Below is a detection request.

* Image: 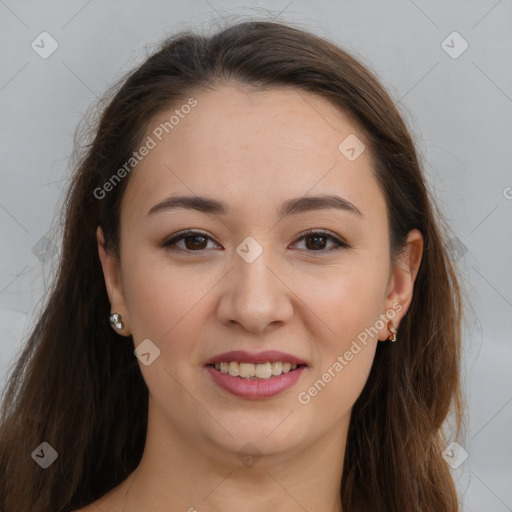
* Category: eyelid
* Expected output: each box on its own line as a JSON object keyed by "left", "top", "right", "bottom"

{"left": 293, "top": 228, "right": 351, "bottom": 249}
{"left": 162, "top": 228, "right": 351, "bottom": 253}
{"left": 162, "top": 229, "right": 219, "bottom": 249}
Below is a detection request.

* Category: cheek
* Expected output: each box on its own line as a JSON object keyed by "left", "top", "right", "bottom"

{"left": 123, "top": 264, "right": 206, "bottom": 342}
{"left": 295, "top": 268, "right": 384, "bottom": 413}
{"left": 121, "top": 246, "right": 224, "bottom": 373}
{"left": 120, "top": 253, "right": 216, "bottom": 414}
{"left": 299, "top": 341, "right": 376, "bottom": 425}
{"left": 295, "top": 257, "right": 387, "bottom": 410}
{"left": 301, "top": 257, "right": 389, "bottom": 345}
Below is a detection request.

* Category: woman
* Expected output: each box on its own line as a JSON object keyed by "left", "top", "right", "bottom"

{"left": 0, "top": 20, "right": 463, "bottom": 512}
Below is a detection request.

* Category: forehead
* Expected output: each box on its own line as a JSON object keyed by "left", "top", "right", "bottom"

{"left": 121, "top": 84, "right": 383, "bottom": 221}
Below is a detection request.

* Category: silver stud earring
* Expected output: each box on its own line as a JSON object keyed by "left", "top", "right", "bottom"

{"left": 109, "top": 313, "right": 124, "bottom": 330}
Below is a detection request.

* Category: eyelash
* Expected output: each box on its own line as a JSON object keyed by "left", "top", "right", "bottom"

{"left": 162, "top": 229, "right": 351, "bottom": 255}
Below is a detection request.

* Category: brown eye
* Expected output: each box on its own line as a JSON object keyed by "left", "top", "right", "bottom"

{"left": 292, "top": 230, "right": 349, "bottom": 253}
{"left": 163, "top": 230, "right": 218, "bottom": 252}
{"left": 305, "top": 233, "right": 329, "bottom": 250}
{"left": 182, "top": 234, "right": 208, "bottom": 250}
{"left": 162, "top": 229, "right": 350, "bottom": 255}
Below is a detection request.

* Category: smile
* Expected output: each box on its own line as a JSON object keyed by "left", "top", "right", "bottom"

{"left": 212, "top": 361, "right": 300, "bottom": 379}
{"left": 205, "top": 363, "right": 307, "bottom": 399}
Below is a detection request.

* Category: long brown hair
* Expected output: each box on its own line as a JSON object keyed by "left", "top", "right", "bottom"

{"left": 0, "top": 20, "right": 463, "bottom": 511}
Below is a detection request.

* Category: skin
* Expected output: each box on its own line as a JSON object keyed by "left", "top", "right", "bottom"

{"left": 79, "top": 84, "right": 422, "bottom": 512}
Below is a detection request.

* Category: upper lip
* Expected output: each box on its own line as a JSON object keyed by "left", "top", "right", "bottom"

{"left": 204, "top": 350, "right": 308, "bottom": 366}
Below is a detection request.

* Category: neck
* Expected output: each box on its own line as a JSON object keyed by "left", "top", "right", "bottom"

{"left": 104, "top": 398, "right": 348, "bottom": 511}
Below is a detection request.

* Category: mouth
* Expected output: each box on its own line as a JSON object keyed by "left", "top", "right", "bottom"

{"left": 206, "top": 361, "right": 306, "bottom": 380}
{"left": 207, "top": 361, "right": 306, "bottom": 380}
{"left": 203, "top": 351, "right": 308, "bottom": 399}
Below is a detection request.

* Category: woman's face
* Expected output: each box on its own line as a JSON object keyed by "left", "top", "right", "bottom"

{"left": 99, "top": 84, "right": 420, "bottom": 464}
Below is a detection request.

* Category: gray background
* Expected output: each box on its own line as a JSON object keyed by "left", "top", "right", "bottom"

{"left": 1, "top": 1, "right": 511, "bottom": 510}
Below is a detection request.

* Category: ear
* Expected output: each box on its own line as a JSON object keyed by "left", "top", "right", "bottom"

{"left": 97, "top": 226, "right": 131, "bottom": 336}
{"left": 378, "top": 229, "right": 423, "bottom": 341}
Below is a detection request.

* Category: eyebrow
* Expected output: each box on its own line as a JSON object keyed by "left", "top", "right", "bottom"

{"left": 147, "top": 194, "right": 362, "bottom": 218}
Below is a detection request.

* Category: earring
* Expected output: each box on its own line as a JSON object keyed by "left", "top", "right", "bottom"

{"left": 109, "top": 313, "right": 124, "bottom": 330}
{"left": 387, "top": 321, "right": 397, "bottom": 342}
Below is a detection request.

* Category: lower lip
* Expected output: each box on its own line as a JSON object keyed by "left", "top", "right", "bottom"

{"left": 205, "top": 365, "right": 307, "bottom": 399}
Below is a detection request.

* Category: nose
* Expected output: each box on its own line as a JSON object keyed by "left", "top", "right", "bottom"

{"left": 217, "top": 243, "right": 294, "bottom": 334}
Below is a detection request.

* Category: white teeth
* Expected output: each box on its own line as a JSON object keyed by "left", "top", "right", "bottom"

{"left": 239, "top": 363, "right": 255, "bottom": 378}
{"left": 272, "top": 361, "right": 282, "bottom": 375}
{"left": 255, "top": 362, "right": 272, "bottom": 379}
{"left": 228, "top": 361, "right": 239, "bottom": 377}
{"left": 212, "top": 361, "right": 299, "bottom": 379}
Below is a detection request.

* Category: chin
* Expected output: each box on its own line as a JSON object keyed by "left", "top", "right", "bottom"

{"left": 199, "top": 413, "right": 308, "bottom": 459}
